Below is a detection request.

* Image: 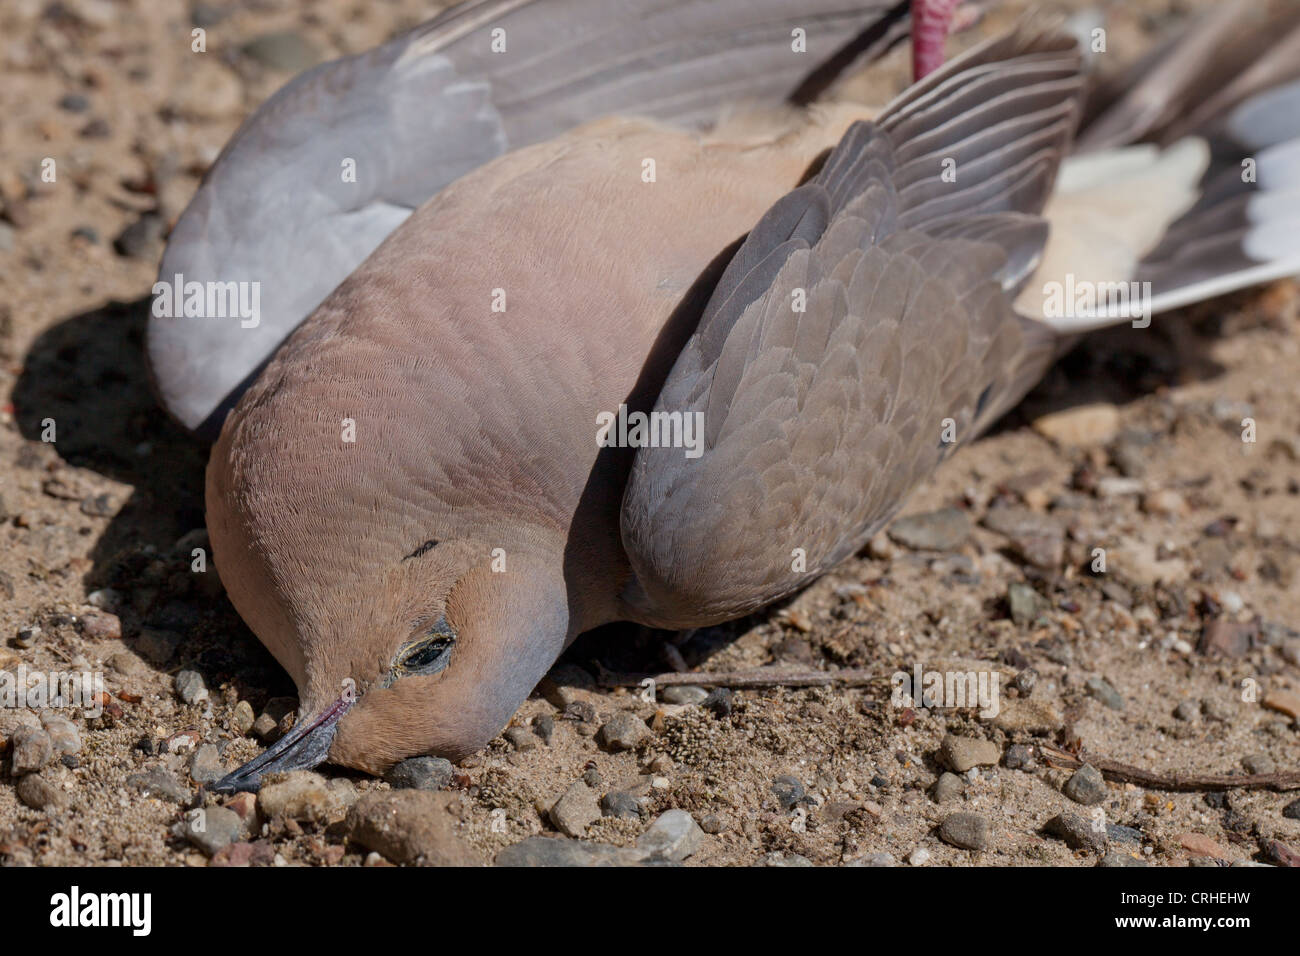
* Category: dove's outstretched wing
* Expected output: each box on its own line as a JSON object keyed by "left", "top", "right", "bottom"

{"left": 150, "top": 0, "right": 909, "bottom": 435}
{"left": 620, "top": 27, "right": 1081, "bottom": 626}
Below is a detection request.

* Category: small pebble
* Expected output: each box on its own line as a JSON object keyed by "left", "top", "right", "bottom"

{"left": 1085, "top": 676, "right": 1125, "bottom": 711}
{"left": 189, "top": 743, "right": 224, "bottom": 784}
{"left": 771, "top": 774, "right": 805, "bottom": 810}
{"left": 939, "top": 735, "right": 1000, "bottom": 773}
{"left": 549, "top": 781, "right": 600, "bottom": 837}
{"left": 174, "top": 669, "right": 208, "bottom": 705}
{"left": 597, "top": 711, "right": 649, "bottom": 752}
{"left": 504, "top": 726, "right": 536, "bottom": 751}
{"left": 908, "top": 847, "right": 932, "bottom": 866}
{"left": 636, "top": 809, "right": 702, "bottom": 861}
{"left": 384, "top": 756, "right": 453, "bottom": 791}
{"left": 183, "top": 806, "right": 242, "bottom": 857}
{"left": 17, "top": 773, "right": 67, "bottom": 810}
{"left": 1003, "top": 744, "right": 1033, "bottom": 770}
{"left": 662, "top": 685, "right": 709, "bottom": 705}
{"left": 10, "top": 726, "right": 53, "bottom": 774}
{"left": 931, "top": 772, "right": 964, "bottom": 804}
{"left": 1063, "top": 764, "right": 1108, "bottom": 805}
{"left": 600, "top": 791, "right": 641, "bottom": 820}
{"left": 39, "top": 713, "right": 81, "bottom": 755}
{"left": 1045, "top": 812, "right": 1107, "bottom": 853}
{"left": 231, "top": 700, "right": 255, "bottom": 735}
{"left": 938, "top": 812, "right": 990, "bottom": 851}
{"left": 887, "top": 508, "right": 970, "bottom": 551}
{"left": 532, "top": 713, "right": 554, "bottom": 743}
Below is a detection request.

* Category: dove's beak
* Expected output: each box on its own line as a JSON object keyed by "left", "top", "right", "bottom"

{"left": 209, "top": 695, "right": 353, "bottom": 794}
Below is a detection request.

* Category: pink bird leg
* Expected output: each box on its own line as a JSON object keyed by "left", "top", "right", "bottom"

{"left": 912, "top": 0, "right": 962, "bottom": 81}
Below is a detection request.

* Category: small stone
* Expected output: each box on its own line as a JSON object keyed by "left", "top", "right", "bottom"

{"left": 938, "top": 812, "right": 990, "bottom": 851}
{"left": 549, "top": 781, "right": 601, "bottom": 837}
{"left": 1032, "top": 403, "right": 1120, "bottom": 447}
{"left": 1063, "top": 764, "right": 1108, "bottom": 805}
{"left": 1283, "top": 798, "right": 1300, "bottom": 821}
{"left": 79, "top": 493, "right": 116, "bottom": 517}
{"left": 252, "top": 697, "right": 297, "bottom": 743}
{"left": 174, "top": 669, "right": 208, "bottom": 705}
{"left": 982, "top": 506, "right": 1064, "bottom": 569}
{"left": 931, "top": 772, "right": 964, "bottom": 804}
{"left": 702, "top": 687, "right": 733, "bottom": 717}
{"left": 86, "top": 588, "right": 122, "bottom": 610}
{"left": 223, "top": 792, "right": 260, "bottom": 835}
{"left": 345, "top": 791, "right": 480, "bottom": 866}
{"left": 699, "top": 813, "right": 724, "bottom": 834}
{"left": 636, "top": 809, "right": 703, "bottom": 861}
{"left": 1178, "top": 832, "right": 1229, "bottom": 860}
{"left": 581, "top": 767, "right": 603, "bottom": 789}
{"left": 1174, "top": 700, "right": 1200, "bottom": 722}
{"left": 16, "top": 773, "right": 67, "bottom": 810}
{"left": 847, "top": 852, "right": 897, "bottom": 867}
{"left": 135, "top": 627, "right": 182, "bottom": 665}
{"left": 992, "top": 698, "right": 1063, "bottom": 734}
{"left": 597, "top": 711, "right": 650, "bottom": 752}
{"left": 494, "top": 836, "right": 641, "bottom": 867}
{"left": 1003, "top": 744, "right": 1033, "bottom": 770}
{"left": 600, "top": 791, "right": 642, "bottom": 820}
{"left": 1085, "top": 677, "right": 1125, "bottom": 711}
{"left": 113, "top": 212, "right": 165, "bottom": 258}
{"left": 58, "top": 92, "right": 90, "bottom": 112}
{"left": 78, "top": 609, "right": 121, "bottom": 640}
{"left": 184, "top": 806, "right": 242, "bottom": 857}
{"left": 10, "top": 726, "right": 53, "bottom": 774}
{"left": 231, "top": 700, "right": 255, "bottom": 735}
{"left": 384, "top": 756, "right": 453, "bottom": 791}
{"left": 1045, "top": 812, "right": 1107, "bottom": 853}
{"left": 1107, "top": 824, "right": 1143, "bottom": 845}
{"left": 760, "top": 852, "right": 814, "bottom": 867}
{"left": 1100, "top": 851, "right": 1150, "bottom": 867}
{"left": 258, "top": 771, "right": 357, "bottom": 823}
{"left": 1199, "top": 619, "right": 1257, "bottom": 659}
{"left": 189, "top": 743, "right": 224, "bottom": 784}
{"left": 1142, "top": 489, "right": 1187, "bottom": 517}
{"left": 14, "top": 624, "right": 41, "bottom": 648}
{"left": 771, "top": 774, "right": 805, "bottom": 810}
{"left": 907, "top": 847, "right": 932, "bottom": 866}
{"left": 887, "top": 508, "right": 970, "bottom": 551}
{"left": 126, "top": 766, "right": 190, "bottom": 803}
{"left": 503, "top": 726, "right": 536, "bottom": 751}
{"left": 1242, "top": 754, "right": 1275, "bottom": 775}
{"left": 939, "top": 735, "right": 1000, "bottom": 773}
{"left": 1262, "top": 689, "right": 1300, "bottom": 720}
{"left": 39, "top": 714, "right": 81, "bottom": 755}
{"left": 1008, "top": 582, "right": 1050, "bottom": 625}
{"left": 532, "top": 714, "right": 554, "bottom": 743}
{"left": 662, "top": 685, "right": 709, "bottom": 705}
{"left": 648, "top": 754, "right": 674, "bottom": 774}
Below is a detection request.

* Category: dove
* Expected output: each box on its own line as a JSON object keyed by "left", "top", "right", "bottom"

{"left": 194, "top": 3, "right": 1300, "bottom": 793}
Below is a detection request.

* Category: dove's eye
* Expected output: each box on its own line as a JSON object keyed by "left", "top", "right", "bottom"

{"left": 395, "top": 617, "right": 456, "bottom": 676}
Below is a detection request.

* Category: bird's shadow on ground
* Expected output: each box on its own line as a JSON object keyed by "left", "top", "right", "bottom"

{"left": 11, "top": 296, "right": 1230, "bottom": 700}
{"left": 10, "top": 295, "right": 292, "bottom": 707}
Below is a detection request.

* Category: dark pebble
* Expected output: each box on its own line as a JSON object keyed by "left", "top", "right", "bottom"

{"left": 384, "top": 755, "right": 453, "bottom": 791}
{"left": 771, "top": 775, "right": 805, "bottom": 810}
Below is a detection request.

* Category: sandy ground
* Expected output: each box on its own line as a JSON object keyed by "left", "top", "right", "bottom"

{"left": 0, "top": 0, "right": 1297, "bottom": 867}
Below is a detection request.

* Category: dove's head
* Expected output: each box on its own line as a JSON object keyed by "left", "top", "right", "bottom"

{"left": 203, "top": 381, "right": 575, "bottom": 793}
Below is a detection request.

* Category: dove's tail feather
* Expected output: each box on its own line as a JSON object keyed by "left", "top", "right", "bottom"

{"left": 1022, "top": 2, "right": 1300, "bottom": 335}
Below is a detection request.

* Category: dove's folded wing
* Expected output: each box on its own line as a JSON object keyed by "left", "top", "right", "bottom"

{"left": 619, "top": 26, "right": 1081, "bottom": 626}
